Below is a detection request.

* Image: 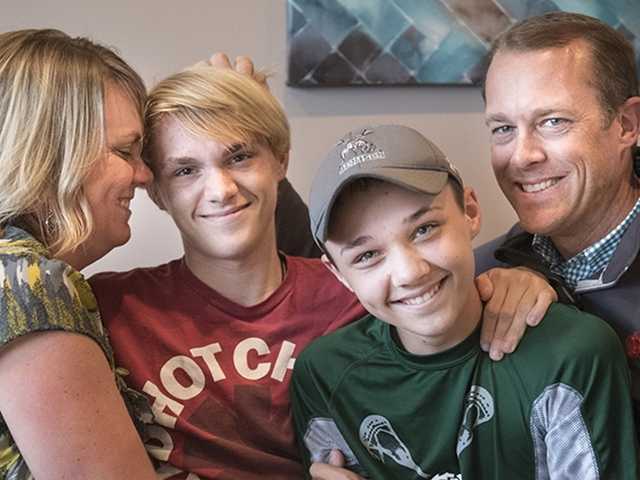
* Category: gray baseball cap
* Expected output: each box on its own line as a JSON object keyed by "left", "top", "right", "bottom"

{"left": 309, "top": 124, "right": 463, "bottom": 244}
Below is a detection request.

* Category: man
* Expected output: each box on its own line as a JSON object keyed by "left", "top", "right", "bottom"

{"left": 291, "top": 124, "right": 636, "bottom": 478}
{"left": 475, "top": 11, "right": 640, "bottom": 421}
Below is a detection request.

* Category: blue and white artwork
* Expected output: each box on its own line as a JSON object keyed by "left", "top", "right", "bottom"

{"left": 287, "top": 0, "right": 640, "bottom": 86}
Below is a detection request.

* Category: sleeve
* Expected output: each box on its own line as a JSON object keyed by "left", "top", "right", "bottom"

{"left": 275, "top": 178, "right": 322, "bottom": 258}
{"left": 0, "top": 253, "right": 112, "bottom": 364}
{"left": 290, "top": 349, "right": 368, "bottom": 478}
{"left": 528, "top": 312, "right": 638, "bottom": 479}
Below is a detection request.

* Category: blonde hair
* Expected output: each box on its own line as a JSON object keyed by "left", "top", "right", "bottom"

{"left": 0, "top": 29, "right": 146, "bottom": 255}
{"left": 144, "top": 66, "right": 290, "bottom": 173}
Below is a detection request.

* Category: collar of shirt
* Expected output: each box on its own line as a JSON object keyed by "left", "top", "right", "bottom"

{"left": 532, "top": 197, "right": 640, "bottom": 289}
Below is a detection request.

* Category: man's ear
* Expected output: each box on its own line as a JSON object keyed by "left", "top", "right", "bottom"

{"left": 321, "top": 253, "right": 353, "bottom": 293}
{"left": 463, "top": 187, "right": 482, "bottom": 240}
{"left": 617, "top": 96, "right": 640, "bottom": 148}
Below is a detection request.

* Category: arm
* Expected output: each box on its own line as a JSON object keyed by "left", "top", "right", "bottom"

{"left": 476, "top": 267, "right": 557, "bottom": 361}
{"left": 291, "top": 355, "right": 368, "bottom": 479}
{"left": 309, "top": 450, "right": 365, "bottom": 480}
{"left": 529, "top": 315, "right": 638, "bottom": 478}
{"left": 0, "top": 330, "right": 156, "bottom": 479}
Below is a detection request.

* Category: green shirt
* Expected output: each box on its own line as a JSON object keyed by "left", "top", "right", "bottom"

{"left": 291, "top": 303, "right": 637, "bottom": 479}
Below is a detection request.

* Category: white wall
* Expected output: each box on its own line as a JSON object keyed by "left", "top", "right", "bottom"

{"left": 1, "top": 0, "right": 517, "bottom": 275}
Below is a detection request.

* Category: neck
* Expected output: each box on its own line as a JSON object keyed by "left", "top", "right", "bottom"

{"left": 184, "top": 239, "right": 284, "bottom": 307}
{"left": 398, "top": 287, "right": 483, "bottom": 356}
{"left": 58, "top": 247, "right": 103, "bottom": 272}
{"left": 552, "top": 184, "right": 640, "bottom": 258}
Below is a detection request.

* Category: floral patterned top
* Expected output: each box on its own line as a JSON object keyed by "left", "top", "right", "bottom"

{"left": 0, "top": 226, "right": 149, "bottom": 479}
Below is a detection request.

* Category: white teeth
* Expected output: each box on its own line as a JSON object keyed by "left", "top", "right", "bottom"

{"left": 520, "top": 178, "right": 559, "bottom": 193}
{"left": 401, "top": 280, "right": 442, "bottom": 305}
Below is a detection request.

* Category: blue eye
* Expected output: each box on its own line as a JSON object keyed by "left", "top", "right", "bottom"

{"left": 175, "top": 167, "right": 194, "bottom": 176}
{"left": 354, "top": 250, "right": 377, "bottom": 265}
{"left": 540, "top": 117, "right": 569, "bottom": 129}
{"left": 491, "top": 125, "right": 514, "bottom": 136}
{"left": 414, "top": 223, "right": 436, "bottom": 239}
{"left": 229, "top": 152, "right": 252, "bottom": 164}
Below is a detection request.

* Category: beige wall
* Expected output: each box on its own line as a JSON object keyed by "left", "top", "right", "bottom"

{"left": 1, "top": 0, "right": 517, "bottom": 275}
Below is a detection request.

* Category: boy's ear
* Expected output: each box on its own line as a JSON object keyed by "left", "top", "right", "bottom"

{"left": 146, "top": 182, "right": 166, "bottom": 211}
{"left": 321, "top": 253, "right": 354, "bottom": 293}
{"left": 463, "top": 187, "right": 481, "bottom": 240}
{"left": 276, "top": 151, "right": 289, "bottom": 180}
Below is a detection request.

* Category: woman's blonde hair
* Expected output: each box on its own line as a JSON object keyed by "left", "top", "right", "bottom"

{"left": 0, "top": 29, "right": 146, "bottom": 255}
{"left": 144, "top": 65, "right": 290, "bottom": 174}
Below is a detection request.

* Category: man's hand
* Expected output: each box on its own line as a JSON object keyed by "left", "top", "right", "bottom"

{"left": 204, "top": 52, "right": 269, "bottom": 88}
{"left": 476, "top": 267, "right": 557, "bottom": 361}
{"left": 310, "top": 450, "right": 364, "bottom": 480}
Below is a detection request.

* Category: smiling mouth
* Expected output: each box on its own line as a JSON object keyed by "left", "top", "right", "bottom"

{"left": 202, "top": 203, "right": 250, "bottom": 218}
{"left": 394, "top": 277, "right": 446, "bottom": 306}
{"left": 518, "top": 177, "right": 561, "bottom": 193}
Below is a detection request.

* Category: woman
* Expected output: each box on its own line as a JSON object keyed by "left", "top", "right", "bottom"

{"left": 0, "top": 29, "right": 156, "bottom": 479}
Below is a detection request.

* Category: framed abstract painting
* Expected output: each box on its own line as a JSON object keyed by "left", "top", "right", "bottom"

{"left": 287, "top": 0, "right": 640, "bottom": 86}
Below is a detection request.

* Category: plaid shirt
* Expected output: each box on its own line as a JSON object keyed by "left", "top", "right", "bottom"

{"left": 532, "top": 197, "right": 640, "bottom": 289}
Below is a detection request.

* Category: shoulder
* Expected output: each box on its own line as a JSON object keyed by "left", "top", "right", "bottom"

{"left": 295, "top": 315, "right": 382, "bottom": 384}
{"left": 0, "top": 231, "right": 109, "bottom": 356}
{"left": 287, "top": 256, "right": 358, "bottom": 304}
{"left": 474, "top": 235, "right": 508, "bottom": 274}
{"left": 89, "top": 260, "right": 179, "bottom": 296}
{"left": 514, "top": 303, "right": 626, "bottom": 371}
{"left": 474, "top": 223, "right": 526, "bottom": 274}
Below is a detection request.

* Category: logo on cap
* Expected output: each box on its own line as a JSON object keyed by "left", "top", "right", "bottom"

{"left": 337, "top": 128, "right": 386, "bottom": 175}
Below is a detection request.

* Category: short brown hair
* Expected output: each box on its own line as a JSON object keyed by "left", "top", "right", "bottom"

{"left": 482, "top": 11, "right": 638, "bottom": 122}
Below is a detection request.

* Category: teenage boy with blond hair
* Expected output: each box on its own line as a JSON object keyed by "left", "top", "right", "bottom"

{"left": 291, "top": 124, "right": 637, "bottom": 479}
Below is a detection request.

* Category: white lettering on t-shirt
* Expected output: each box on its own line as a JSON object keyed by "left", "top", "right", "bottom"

{"left": 160, "top": 355, "right": 205, "bottom": 400}
{"left": 271, "top": 340, "right": 297, "bottom": 381}
{"left": 190, "top": 343, "right": 226, "bottom": 382}
{"left": 143, "top": 380, "right": 185, "bottom": 428}
{"left": 145, "top": 424, "right": 174, "bottom": 461}
{"left": 234, "top": 337, "right": 271, "bottom": 380}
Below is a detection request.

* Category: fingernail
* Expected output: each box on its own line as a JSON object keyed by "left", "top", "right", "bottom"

{"left": 490, "top": 350, "right": 504, "bottom": 361}
{"left": 480, "top": 342, "right": 489, "bottom": 351}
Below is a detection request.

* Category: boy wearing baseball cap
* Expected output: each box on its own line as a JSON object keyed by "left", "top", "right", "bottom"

{"left": 291, "top": 125, "right": 637, "bottom": 478}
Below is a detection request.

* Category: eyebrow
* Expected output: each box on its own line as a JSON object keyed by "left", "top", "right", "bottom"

{"left": 485, "top": 108, "right": 560, "bottom": 125}
{"left": 339, "top": 204, "right": 441, "bottom": 256}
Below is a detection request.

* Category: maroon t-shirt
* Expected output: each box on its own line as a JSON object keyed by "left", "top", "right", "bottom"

{"left": 90, "top": 256, "right": 365, "bottom": 479}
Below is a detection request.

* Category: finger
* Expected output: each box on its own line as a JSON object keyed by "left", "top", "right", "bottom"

{"left": 234, "top": 55, "right": 255, "bottom": 76}
{"left": 526, "top": 289, "right": 556, "bottom": 326}
{"left": 489, "top": 284, "right": 526, "bottom": 360}
{"left": 208, "top": 52, "right": 233, "bottom": 69}
{"left": 309, "top": 463, "right": 362, "bottom": 480}
{"left": 500, "top": 289, "right": 537, "bottom": 353}
{"left": 328, "top": 449, "right": 346, "bottom": 466}
{"left": 474, "top": 273, "right": 493, "bottom": 302}
{"left": 479, "top": 282, "right": 506, "bottom": 352}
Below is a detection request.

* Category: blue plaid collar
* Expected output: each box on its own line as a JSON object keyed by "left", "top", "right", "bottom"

{"left": 532, "top": 197, "right": 640, "bottom": 289}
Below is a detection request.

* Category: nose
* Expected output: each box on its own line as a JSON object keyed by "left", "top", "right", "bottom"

{"left": 390, "top": 245, "right": 431, "bottom": 289}
{"left": 133, "top": 158, "right": 154, "bottom": 188}
{"left": 511, "top": 131, "right": 546, "bottom": 168}
{"left": 204, "top": 168, "right": 239, "bottom": 203}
